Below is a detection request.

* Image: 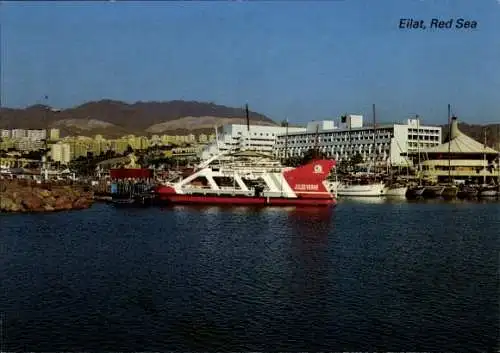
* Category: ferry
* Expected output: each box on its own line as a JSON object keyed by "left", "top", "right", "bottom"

{"left": 155, "top": 150, "right": 337, "bottom": 207}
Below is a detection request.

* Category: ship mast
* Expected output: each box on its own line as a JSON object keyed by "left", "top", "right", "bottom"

{"left": 372, "top": 103, "right": 376, "bottom": 175}
{"left": 483, "top": 129, "right": 487, "bottom": 185}
{"left": 417, "top": 115, "right": 421, "bottom": 186}
{"left": 284, "top": 118, "right": 289, "bottom": 161}
{"left": 447, "top": 104, "right": 452, "bottom": 185}
{"left": 314, "top": 123, "right": 320, "bottom": 154}
{"left": 245, "top": 103, "right": 250, "bottom": 151}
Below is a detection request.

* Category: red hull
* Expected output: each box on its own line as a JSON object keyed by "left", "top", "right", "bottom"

{"left": 157, "top": 194, "right": 336, "bottom": 207}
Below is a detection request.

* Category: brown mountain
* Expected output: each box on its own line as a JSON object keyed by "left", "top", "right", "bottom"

{"left": 0, "top": 100, "right": 277, "bottom": 138}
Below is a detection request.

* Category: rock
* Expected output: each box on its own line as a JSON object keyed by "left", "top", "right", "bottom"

{"left": 38, "top": 190, "right": 51, "bottom": 198}
{"left": 21, "top": 195, "right": 43, "bottom": 210}
{"left": 43, "top": 205, "right": 55, "bottom": 212}
{"left": 73, "top": 197, "right": 90, "bottom": 209}
{"left": 54, "top": 196, "right": 72, "bottom": 210}
{"left": 0, "top": 180, "right": 94, "bottom": 213}
{"left": 1, "top": 196, "right": 20, "bottom": 212}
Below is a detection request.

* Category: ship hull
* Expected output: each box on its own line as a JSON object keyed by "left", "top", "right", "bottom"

{"left": 157, "top": 194, "right": 336, "bottom": 207}
{"left": 337, "top": 183, "right": 385, "bottom": 197}
{"left": 383, "top": 186, "right": 408, "bottom": 197}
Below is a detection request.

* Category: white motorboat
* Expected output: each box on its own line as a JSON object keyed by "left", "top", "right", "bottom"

{"left": 337, "top": 180, "right": 386, "bottom": 197}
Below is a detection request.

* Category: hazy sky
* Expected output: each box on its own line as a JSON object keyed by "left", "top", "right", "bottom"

{"left": 1, "top": 0, "right": 499, "bottom": 124}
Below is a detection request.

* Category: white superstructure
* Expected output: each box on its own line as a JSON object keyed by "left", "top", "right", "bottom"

{"left": 200, "top": 123, "right": 307, "bottom": 160}
{"left": 274, "top": 115, "right": 442, "bottom": 167}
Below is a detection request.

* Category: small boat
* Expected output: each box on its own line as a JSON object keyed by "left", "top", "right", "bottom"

{"left": 478, "top": 186, "right": 498, "bottom": 198}
{"left": 422, "top": 185, "right": 445, "bottom": 199}
{"left": 337, "top": 178, "right": 386, "bottom": 197}
{"left": 383, "top": 183, "right": 408, "bottom": 197}
{"left": 457, "top": 186, "right": 479, "bottom": 199}
{"left": 405, "top": 186, "right": 425, "bottom": 200}
{"left": 441, "top": 185, "right": 458, "bottom": 200}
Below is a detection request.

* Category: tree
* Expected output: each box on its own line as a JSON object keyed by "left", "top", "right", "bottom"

{"left": 350, "top": 153, "right": 364, "bottom": 167}
{"left": 301, "top": 148, "right": 328, "bottom": 165}
{"left": 125, "top": 145, "right": 134, "bottom": 155}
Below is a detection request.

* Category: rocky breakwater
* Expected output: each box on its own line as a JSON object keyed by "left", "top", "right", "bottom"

{"left": 0, "top": 181, "right": 94, "bottom": 213}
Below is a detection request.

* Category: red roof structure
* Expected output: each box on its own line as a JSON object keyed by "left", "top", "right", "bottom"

{"left": 110, "top": 168, "right": 153, "bottom": 179}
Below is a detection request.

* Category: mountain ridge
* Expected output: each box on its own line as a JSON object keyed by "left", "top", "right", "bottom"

{"left": 0, "top": 99, "right": 277, "bottom": 138}
{"left": 0, "top": 100, "right": 498, "bottom": 148}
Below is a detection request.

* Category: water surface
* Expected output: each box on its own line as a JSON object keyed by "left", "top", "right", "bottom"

{"left": 1, "top": 199, "right": 498, "bottom": 351}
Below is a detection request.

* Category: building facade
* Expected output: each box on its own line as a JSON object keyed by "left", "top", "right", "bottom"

{"left": 273, "top": 115, "right": 442, "bottom": 167}
{"left": 200, "top": 124, "right": 307, "bottom": 160}
{"left": 51, "top": 143, "right": 72, "bottom": 164}
{"left": 419, "top": 117, "right": 500, "bottom": 183}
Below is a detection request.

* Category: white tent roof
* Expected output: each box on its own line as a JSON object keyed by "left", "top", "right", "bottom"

{"left": 421, "top": 118, "right": 499, "bottom": 155}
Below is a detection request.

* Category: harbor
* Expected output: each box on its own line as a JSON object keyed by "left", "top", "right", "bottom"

{"left": 1, "top": 106, "right": 499, "bottom": 211}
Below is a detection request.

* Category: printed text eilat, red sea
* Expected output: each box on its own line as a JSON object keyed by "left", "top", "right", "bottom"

{"left": 399, "top": 18, "right": 478, "bottom": 30}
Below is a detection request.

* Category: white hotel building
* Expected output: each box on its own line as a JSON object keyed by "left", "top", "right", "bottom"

{"left": 200, "top": 124, "right": 307, "bottom": 160}
{"left": 274, "top": 115, "right": 442, "bottom": 167}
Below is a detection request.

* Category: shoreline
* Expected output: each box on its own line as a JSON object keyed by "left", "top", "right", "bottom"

{"left": 0, "top": 180, "right": 94, "bottom": 213}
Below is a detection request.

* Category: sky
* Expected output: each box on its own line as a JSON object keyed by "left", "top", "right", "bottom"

{"left": 1, "top": 0, "right": 499, "bottom": 125}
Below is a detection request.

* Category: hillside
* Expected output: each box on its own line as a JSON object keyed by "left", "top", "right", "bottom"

{"left": 0, "top": 100, "right": 277, "bottom": 138}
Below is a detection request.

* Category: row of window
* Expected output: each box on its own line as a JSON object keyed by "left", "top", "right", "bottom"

{"left": 408, "top": 135, "right": 440, "bottom": 141}
{"left": 408, "top": 128, "right": 440, "bottom": 134}
{"left": 236, "top": 131, "right": 276, "bottom": 137}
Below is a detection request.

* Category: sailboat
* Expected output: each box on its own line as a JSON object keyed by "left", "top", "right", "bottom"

{"left": 337, "top": 104, "right": 387, "bottom": 197}
{"left": 383, "top": 182, "right": 408, "bottom": 197}
{"left": 405, "top": 115, "right": 425, "bottom": 199}
{"left": 478, "top": 128, "right": 499, "bottom": 198}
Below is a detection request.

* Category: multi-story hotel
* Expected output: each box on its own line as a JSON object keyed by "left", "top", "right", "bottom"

{"left": 273, "top": 115, "right": 442, "bottom": 167}
{"left": 200, "top": 124, "right": 307, "bottom": 160}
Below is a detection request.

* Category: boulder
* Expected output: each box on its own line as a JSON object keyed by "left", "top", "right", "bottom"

{"left": 0, "top": 180, "right": 94, "bottom": 213}
{"left": 21, "top": 195, "right": 43, "bottom": 210}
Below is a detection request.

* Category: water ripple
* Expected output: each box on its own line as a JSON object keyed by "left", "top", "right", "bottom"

{"left": 0, "top": 201, "right": 498, "bottom": 352}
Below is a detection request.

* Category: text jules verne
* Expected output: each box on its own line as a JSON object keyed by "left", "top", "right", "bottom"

{"left": 399, "top": 18, "right": 478, "bottom": 29}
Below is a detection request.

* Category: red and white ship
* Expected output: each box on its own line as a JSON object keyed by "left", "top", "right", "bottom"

{"left": 155, "top": 150, "right": 337, "bottom": 207}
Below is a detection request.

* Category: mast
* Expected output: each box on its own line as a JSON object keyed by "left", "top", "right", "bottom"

{"left": 447, "top": 104, "right": 453, "bottom": 184}
{"left": 214, "top": 124, "right": 220, "bottom": 154}
{"left": 347, "top": 114, "right": 352, "bottom": 170}
{"left": 483, "top": 129, "right": 487, "bottom": 185}
{"left": 284, "top": 118, "right": 289, "bottom": 161}
{"left": 245, "top": 103, "right": 250, "bottom": 151}
{"left": 417, "top": 115, "right": 421, "bottom": 185}
{"left": 372, "top": 104, "right": 376, "bottom": 174}
{"left": 314, "top": 123, "right": 320, "bottom": 158}
{"left": 42, "top": 95, "right": 49, "bottom": 181}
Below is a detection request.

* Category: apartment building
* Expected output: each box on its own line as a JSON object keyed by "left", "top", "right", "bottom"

{"left": 274, "top": 115, "right": 442, "bottom": 167}
{"left": 51, "top": 143, "right": 72, "bottom": 164}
